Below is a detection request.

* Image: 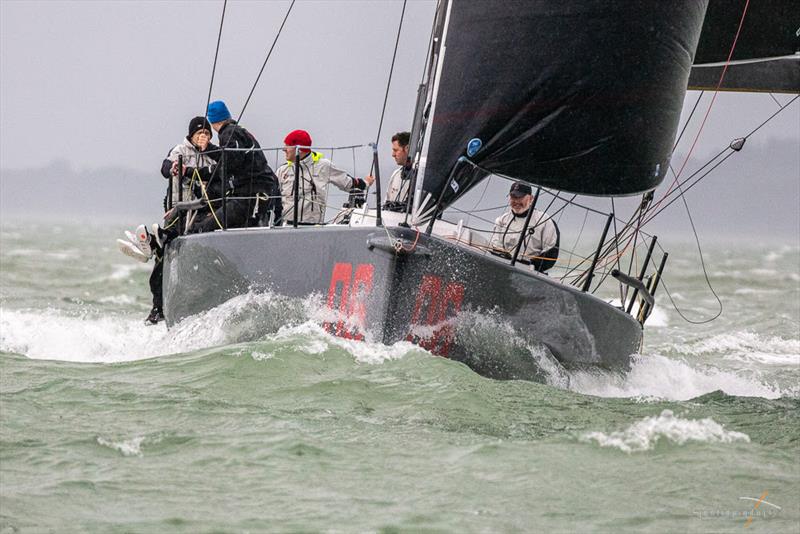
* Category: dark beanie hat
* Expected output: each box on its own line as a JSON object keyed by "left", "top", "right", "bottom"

{"left": 188, "top": 116, "right": 212, "bottom": 137}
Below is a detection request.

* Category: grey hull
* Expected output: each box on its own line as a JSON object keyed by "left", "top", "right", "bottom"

{"left": 163, "top": 226, "right": 641, "bottom": 380}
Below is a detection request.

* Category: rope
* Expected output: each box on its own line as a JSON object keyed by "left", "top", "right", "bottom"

{"left": 650, "top": 0, "right": 751, "bottom": 213}
{"left": 193, "top": 168, "right": 224, "bottom": 230}
{"left": 670, "top": 175, "right": 723, "bottom": 323}
{"left": 673, "top": 91, "right": 704, "bottom": 151}
{"left": 374, "top": 0, "right": 408, "bottom": 145}
{"left": 204, "top": 0, "right": 228, "bottom": 121}
{"left": 641, "top": 96, "right": 797, "bottom": 226}
{"left": 237, "top": 0, "right": 296, "bottom": 123}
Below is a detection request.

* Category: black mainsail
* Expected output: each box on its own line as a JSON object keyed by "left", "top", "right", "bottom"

{"left": 413, "top": 0, "right": 709, "bottom": 220}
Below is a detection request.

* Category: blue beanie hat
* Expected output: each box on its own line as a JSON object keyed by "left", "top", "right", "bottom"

{"left": 207, "top": 100, "right": 231, "bottom": 123}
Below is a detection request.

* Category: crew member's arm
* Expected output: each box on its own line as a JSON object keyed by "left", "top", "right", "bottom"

{"left": 161, "top": 146, "right": 181, "bottom": 178}
{"left": 489, "top": 215, "right": 506, "bottom": 252}
{"left": 328, "top": 161, "right": 374, "bottom": 191}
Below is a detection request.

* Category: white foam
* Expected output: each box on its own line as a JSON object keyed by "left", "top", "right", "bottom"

{"left": 108, "top": 263, "right": 148, "bottom": 281}
{"left": 98, "top": 294, "right": 137, "bottom": 305}
{"left": 645, "top": 305, "right": 669, "bottom": 327}
{"left": 734, "top": 287, "right": 780, "bottom": 295}
{"left": 0, "top": 291, "right": 420, "bottom": 366}
{"left": 1, "top": 308, "right": 171, "bottom": 362}
{"left": 568, "top": 353, "right": 787, "bottom": 400}
{"left": 581, "top": 409, "right": 750, "bottom": 453}
{"left": 96, "top": 436, "right": 145, "bottom": 457}
{"left": 270, "top": 321, "right": 419, "bottom": 365}
{"left": 679, "top": 331, "right": 800, "bottom": 364}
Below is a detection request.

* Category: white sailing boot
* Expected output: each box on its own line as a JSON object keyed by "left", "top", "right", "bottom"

{"left": 134, "top": 224, "right": 153, "bottom": 258}
{"left": 116, "top": 238, "right": 149, "bottom": 263}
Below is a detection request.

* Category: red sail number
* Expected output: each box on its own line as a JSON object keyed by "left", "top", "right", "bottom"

{"left": 407, "top": 274, "right": 464, "bottom": 357}
{"left": 324, "top": 262, "right": 374, "bottom": 340}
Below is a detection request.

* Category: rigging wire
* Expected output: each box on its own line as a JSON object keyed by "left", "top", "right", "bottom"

{"left": 583, "top": 92, "right": 796, "bottom": 282}
{"left": 374, "top": 0, "right": 408, "bottom": 145}
{"left": 237, "top": 0, "right": 296, "bottom": 123}
{"left": 204, "top": 0, "right": 228, "bottom": 119}
{"left": 673, "top": 90, "right": 704, "bottom": 151}
{"left": 664, "top": 170, "right": 723, "bottom": 324}
{"left": 610, "top": 198, "right": 624, "bottom": 303}
{"left": 642, "top": 94, "right": 797, "bottom": 225}
{"left": 646, "top": 0, "right": 750, "bottom": 216}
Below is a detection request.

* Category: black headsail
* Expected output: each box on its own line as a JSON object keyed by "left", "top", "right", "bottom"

{"left": 412, "top": 0, "right": 709, "bottom": 220}
{"left": 689, "top": 0, "right": 800, "bottom": 93}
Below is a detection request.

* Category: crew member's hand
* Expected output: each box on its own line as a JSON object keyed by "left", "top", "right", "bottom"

{"left": 196, "top": 133, "right": 209, "bottom": 151}
{"left": 364, "top": 174, "right": 375, "bottom": 187}
{"left": 170, "top": 160, "right": 179, "bottom": 176}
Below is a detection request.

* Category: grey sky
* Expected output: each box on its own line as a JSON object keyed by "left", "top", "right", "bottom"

{"left": 1, "top": 0, "right": 435, "bottom": 172}
{"left": 1, "top": 0, "right": 798, "bottom": 238}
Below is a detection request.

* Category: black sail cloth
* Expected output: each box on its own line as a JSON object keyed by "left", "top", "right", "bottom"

{"left": 416, "top": 0, "right": 708, "bottom": 216}
{"left": 689, "top": 0, "right": 799, "bottom": 93}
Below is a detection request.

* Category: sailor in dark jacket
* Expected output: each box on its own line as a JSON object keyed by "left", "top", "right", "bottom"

{"left": 191, "top": 100, "right": 283, "bottom": 232}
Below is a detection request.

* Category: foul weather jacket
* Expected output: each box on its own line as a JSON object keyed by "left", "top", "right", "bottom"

{"left": 160, "top": 138, "right": 220, "bottom": 209}
{"left": 490, "top": 208, "right": 560, "bottom": 272}
{"left": 276, "top": 152, "right": 366, "bottom": 224}
{"left": 383, "top": 165, "right": 412, "bottom": 210}
{"left": 216, "top": 121, "right": 280, "bottom": 197}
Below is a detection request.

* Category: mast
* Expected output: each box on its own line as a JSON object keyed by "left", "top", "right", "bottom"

{"left": 409, "top": 0, "right": 453, "bottom": 220}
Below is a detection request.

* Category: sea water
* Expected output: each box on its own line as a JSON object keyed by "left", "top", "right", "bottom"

{"left": 1, "top": 221, "right": 798, "bottom": 533}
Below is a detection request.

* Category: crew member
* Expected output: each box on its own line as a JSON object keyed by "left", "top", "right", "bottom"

{"left": 490, "top": 182, "right": 560, "bottom": 272}
{"left": 121, "top": 117, "right": 220, "bottom": 324}
{"left": 382, "top": 131, "right": 412, "bottom": 211}
{"left": 138, "top": 116, "right": 221, "bottom": 324}
{"left": 161, "top": 116, "right": 220, "bottom": 213}
{"left": 276, "top": 129, "right": 374, "bottom": 224}
{"left": 192, "top": 100, "right": 283, "bottom": 231}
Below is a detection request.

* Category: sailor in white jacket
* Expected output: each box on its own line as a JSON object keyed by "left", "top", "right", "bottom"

{"left": 490, "top": 182, "right": 560, "bottom": 272}
{"left": 277, "top": 130, "right": 373, "bottom": 224}
{"left": 382, "top": 131, "right": 412, "bottom": 211}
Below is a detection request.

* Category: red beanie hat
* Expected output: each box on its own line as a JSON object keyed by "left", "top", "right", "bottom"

{"left": 284, "top": 129, "right": 312, "bottom": 148}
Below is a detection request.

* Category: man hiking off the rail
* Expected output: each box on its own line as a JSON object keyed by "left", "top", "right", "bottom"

{"left": 276, "top": 129, "right": 373, "bottom": 225}
{"left": 192, "top": 100, "right": 283, "bottom": 231}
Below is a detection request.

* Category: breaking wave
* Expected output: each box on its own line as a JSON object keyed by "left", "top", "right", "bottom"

{"left": 567, "top": 353, "right": 790, "bottom": 400}
{"left": 1, "top": 292, "right": 794, "bottom": 399}
{"left": 0, "top": 292, "right": 420, "bottom": 366}
{"left": 676, "top": 331, "right": 800, "bottom": 365}
{"left": 581, "top": 409, "right": 750, "bottom": 453}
